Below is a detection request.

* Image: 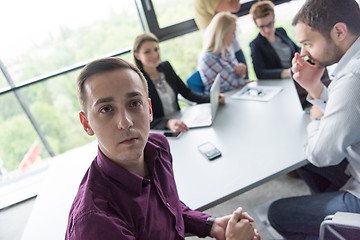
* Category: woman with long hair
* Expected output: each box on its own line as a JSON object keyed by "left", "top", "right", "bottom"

{"left": 132, "top": 33, "right": 224, "bottom": 132}
{"left": 199, "top": 12, "right": 248, "bottom": 94}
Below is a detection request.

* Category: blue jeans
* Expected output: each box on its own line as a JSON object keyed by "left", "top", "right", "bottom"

{"left": 297, "top": 160, "right": 350, "bottom": 194}
{"left": 268, "top": 161, "right": 360, "bottom": 239}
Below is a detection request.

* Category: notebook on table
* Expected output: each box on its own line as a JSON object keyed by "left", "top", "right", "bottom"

{"left": 181, "top": 74, "right": 221, "bottom": 128}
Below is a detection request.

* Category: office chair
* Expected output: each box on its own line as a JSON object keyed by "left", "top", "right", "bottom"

{"left": 319, "top": 212, "right": 360, "bottom": 240}
{"left": 186, "top": 70, "right": 204, "bottom": 93}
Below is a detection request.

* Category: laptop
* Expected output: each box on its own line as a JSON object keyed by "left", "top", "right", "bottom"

{"left": 181, "top": 74, "right": 221, "bottom": 128}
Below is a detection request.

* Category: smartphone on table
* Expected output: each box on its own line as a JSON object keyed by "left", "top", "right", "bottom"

{"left": 163, "top": 131, "right": 183, "bottom": 139}
{"left": 198, "top": 142, "right": 222, "bottom": 160}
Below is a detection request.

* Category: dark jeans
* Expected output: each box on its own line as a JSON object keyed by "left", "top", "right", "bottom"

{"left": 297, "top": 160, "right": 350, "bottom": 194}
{"left": 268, "top": 160, "right": 360, "bottom": 239}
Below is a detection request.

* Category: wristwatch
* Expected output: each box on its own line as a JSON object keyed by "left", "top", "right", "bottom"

{"left": 205, "top": 217, "right": 215, "bottom": 235}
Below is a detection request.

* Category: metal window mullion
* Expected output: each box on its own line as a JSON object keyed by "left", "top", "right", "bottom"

{"left": 0, "top": 48, "right": 131, "bottom": 96}
{"left": 140, "top": 0, "right": 160, "bottom": 35}
{"left": 139, "top": 0, "right": 293, "bottom": 41}
{"left": 0, "top": 59, "right": 55, "bottom": 157}
{"left": 134, "top": 0, "right": 148, "bottom": 32}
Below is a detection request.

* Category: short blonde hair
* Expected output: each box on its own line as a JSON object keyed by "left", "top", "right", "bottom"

{"left": 132, "top": 32, "right": 159, "bottom": 69}
{"left": 203, "top": 12, "right": 238, "bottom": 54}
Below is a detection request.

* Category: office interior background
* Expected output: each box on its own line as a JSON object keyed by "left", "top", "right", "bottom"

{"left": 1, "top": 0, "right": 304, "bottom": 206}
{"left": 2, "top": 1, "right": 359, "bottom": 238}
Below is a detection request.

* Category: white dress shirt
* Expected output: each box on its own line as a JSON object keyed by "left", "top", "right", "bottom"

{"left": 306, "top": 37, "right": 360, "bottom": 198}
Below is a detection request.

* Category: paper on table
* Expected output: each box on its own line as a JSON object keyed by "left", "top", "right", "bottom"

{"left": 231, "top": 83, "right": 283, "bottom": 102}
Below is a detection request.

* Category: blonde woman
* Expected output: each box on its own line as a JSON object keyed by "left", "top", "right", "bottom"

{"left": 199, "top": 12, "right": 247, "bottom": 94}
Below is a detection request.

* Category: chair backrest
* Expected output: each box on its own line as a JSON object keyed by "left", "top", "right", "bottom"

{"left": 319, "top": 212, "right": 360, "bottom": 240}
{"left": 186, "top": 71, "right": 204, "bottom": 93}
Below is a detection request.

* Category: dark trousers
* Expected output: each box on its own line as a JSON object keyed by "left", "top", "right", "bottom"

{"left": 268, "top": 159, "right": 360, "bottom": 240}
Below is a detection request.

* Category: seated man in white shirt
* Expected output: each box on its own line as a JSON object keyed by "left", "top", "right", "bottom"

{"left": 267, "top": 0, "right": 360, "bottom": 239}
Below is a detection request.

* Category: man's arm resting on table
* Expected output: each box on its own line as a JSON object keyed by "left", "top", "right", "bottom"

{"left": 305, "top": 75, "right": 360, "bottom": 167}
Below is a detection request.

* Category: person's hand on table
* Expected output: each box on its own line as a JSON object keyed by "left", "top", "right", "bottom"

{"left": 219, "top": 93, "right": 226, "bottom": 104}
{"left": 210, "top": 207, "right": 260, "bottom": 240}
{"left": 225, "top": 207, "right": 260, "bottom": 240}
{"left": 281, "top": 68, "right": 291, "bottom": 79}
{"left": 234, "top": 63, "right": 247, "bottom": 79}
{"left": 310, "top": 105, "right": 324, "bottom": 121}
{"left": 210, "top": 214, "right": 231, "bottom": 240}
{"left": 166, "top": 119, "right": 189, "bottom": 133}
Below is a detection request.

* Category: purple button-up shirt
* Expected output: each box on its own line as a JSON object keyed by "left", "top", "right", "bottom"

{"left": 65, "top": 133, "right": 210, "bottom": 240}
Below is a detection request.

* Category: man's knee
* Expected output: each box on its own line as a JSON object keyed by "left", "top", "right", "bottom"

{"left": 268, "top": 199, "right": 285, "bottom": 231}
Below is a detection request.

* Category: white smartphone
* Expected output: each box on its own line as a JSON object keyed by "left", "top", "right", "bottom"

{"left": 198, "top": 142, "right": 222, "bottom": 160}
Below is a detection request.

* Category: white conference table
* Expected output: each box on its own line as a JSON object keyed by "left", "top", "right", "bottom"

{"left": 22, "top": 79, "right": 309, "bottom": 240}
{"left": 170, "top": 79, "right": 309, "bottom": 211}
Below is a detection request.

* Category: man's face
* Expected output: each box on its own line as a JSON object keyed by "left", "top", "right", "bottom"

{"left": 295, "top": 22, "right": 342, "bottom": 68}
{"left": 80, "top": 68, "right": 152, "bottom": 165}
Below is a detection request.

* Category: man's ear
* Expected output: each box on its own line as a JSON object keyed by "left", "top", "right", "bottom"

{"left": 331, "top": 22, "right": 348, "bottom": 42}
{"left": 79, "top": 112, "right": 94, "bottom": 136}
{"left": 148, "top": 98, "right": 153, "bottom": 123}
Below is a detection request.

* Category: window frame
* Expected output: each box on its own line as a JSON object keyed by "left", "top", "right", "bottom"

{"left": 140, "top": 0, "right": 292, "bottom": 41}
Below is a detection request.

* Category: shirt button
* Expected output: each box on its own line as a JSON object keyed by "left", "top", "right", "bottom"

{"left": 166, "top": 202, "right": 170, "bottom": 207}
{"left": 177, "top": 226, "right": 181, "bottom": 231}
{"left": 142, "top": 179, "right": 149, "bottom": 187}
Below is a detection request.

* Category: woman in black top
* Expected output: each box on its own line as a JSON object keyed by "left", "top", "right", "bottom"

{"left": 249, "top": 1, "right": 300, "bottom": 80}
{"left": 132, "top": 32, "right": 224, "bottom": 132}
{"left": 248, "top": 1, "right": 330, "bottom": 108}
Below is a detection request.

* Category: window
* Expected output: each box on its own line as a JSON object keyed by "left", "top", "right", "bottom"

{"left": 160, "top": 31, "right": 203, "bottom": 81}
{"left": 0, "top": 92, "right": 51, "bottom": 175}
{"left": 0, "top": 0, "right": 145, "bottom": 208}
{"left": 151, "top": 0, "right": 194, "bottom": 28}
{"left": 0, "top": 72, "right": 7, "bottom": 89}
{"left": 139, "top": 0, "right": 198, "bottom": 41}
{"left": 0, "top": 0, "right": 143, "bottom": 85}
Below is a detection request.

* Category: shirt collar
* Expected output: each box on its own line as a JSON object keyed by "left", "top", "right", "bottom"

{"left": 95, "top": 136, "right": 162, "bottom": 195}
{"left": 331, "top": 36, "right": 360, "bottom": 79}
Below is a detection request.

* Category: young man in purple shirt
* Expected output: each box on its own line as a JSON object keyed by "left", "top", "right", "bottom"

{"left": 65, "top": 57, "right": 259, "bottom": 240}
